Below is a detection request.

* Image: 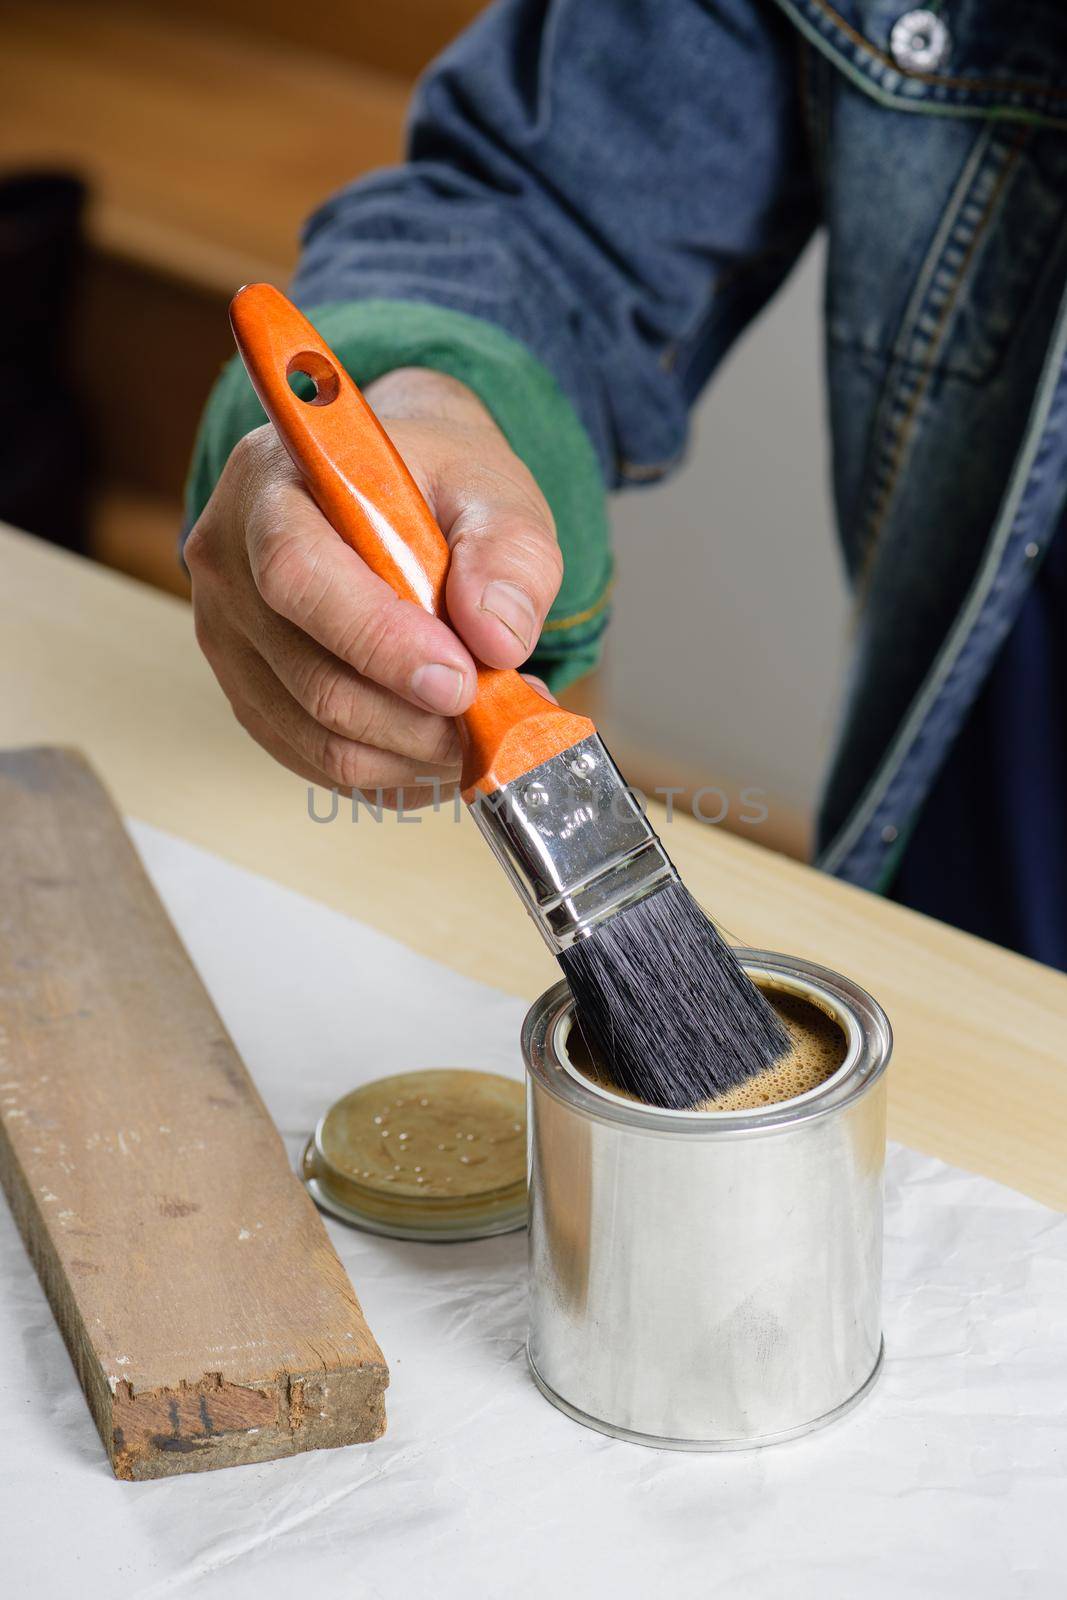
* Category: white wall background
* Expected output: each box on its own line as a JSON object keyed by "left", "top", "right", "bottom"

{"left": 595, "top": 241, "right": 850, "bottom": 857}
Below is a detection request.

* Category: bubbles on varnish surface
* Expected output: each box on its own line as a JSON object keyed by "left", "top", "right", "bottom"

{"left": 699, "top": 990, "right": 847, "bottom": 1110}
{"left": 569, "top": 987, "right": 848, "bottom": 1112}
{"left": 316, "top": 1070, "right": 526, "bottom": 1200}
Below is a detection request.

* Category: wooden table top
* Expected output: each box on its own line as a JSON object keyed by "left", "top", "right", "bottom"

{"left": 3, "top": 523, "right": 1064, "bottom": 1208}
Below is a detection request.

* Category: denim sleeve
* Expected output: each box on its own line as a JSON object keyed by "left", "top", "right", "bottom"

{"left": 293, "top": 0, "right": 818, "bottom": 487}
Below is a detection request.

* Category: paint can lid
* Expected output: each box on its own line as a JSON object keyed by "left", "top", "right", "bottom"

{"left": 301, "top": 1069, "right": 527, "bottom": 1241}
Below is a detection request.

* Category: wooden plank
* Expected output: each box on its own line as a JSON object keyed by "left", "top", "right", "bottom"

{"left": 0, "top": 4, "right": 409, "bottom": 294}
{"left": 0, "top": 746, "right": 388, "bottom": 1479}
{"left": 2, "top": 525, "right": 1066, "bottom": 1212}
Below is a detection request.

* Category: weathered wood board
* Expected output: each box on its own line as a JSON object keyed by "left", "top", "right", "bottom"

{"left": 0, "top": 747, "right": 388, "bottom": 1478}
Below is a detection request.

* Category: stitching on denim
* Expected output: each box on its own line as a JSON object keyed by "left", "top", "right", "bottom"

{"left": 827, "top": 122, "right": 999, "bottom": 375}
{"left": 801, "top": 0, "right": 1067, "bottom": 102}
{"left": 852, "top": 124, "right": 1029, "bottom": 594}
{"left": 841, "top": 436, "right": 1061, "bottom": 881}
{"left": 820, "top": 284, "right": 1067, "bottom": 879}
{"left": 848, "top": 122, "right": 1003, "bottom": 578}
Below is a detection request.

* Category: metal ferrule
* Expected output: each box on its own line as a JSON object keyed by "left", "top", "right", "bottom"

{"left": 468, "top": 734, "right": 676, "bottom": 953}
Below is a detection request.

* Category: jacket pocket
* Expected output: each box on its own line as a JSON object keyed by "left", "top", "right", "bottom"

{"left": 823, "top": 115, "right": 1067, "bottom": 386}
{"left": 774, "top": 0, "right": 1067, "bottom": 127}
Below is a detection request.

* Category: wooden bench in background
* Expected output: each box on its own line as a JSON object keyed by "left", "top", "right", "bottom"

{"left": 0, "top": 0, "right": 484, "bottom": 595}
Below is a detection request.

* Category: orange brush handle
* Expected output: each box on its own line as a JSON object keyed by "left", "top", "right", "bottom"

{"left": 229, "top": 283, "right": 594, "bottom": 799}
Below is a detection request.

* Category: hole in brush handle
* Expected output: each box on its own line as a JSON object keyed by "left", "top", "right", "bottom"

{"left": 285, "top": 350, "right": 340, "bottom": 407}
{"left": 230, "top": 285, "right": 598, "bottom": 797}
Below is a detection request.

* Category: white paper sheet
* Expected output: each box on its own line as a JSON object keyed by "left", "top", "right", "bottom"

{"left": 2, "top": 821, "right": 1065, "bottom": 1598}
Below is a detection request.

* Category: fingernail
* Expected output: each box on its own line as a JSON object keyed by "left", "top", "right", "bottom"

{"left": 480, "top": 580, "right": 537, "bottom": 650}
{"left": 410, "top": 663, "right": 466, "bottom": 715}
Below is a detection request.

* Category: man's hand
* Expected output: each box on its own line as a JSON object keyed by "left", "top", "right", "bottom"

{"left": 185, "top": 369, "right": 562, "bottom": 807}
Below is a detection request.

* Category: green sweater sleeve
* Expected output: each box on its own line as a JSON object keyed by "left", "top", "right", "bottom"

{"left": 185, "top": 300, "right": 612, "bottom": 692}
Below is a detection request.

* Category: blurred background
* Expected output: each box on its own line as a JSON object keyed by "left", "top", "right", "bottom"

{"left": 0, "top": 0, "right": 848, "bottom": 859}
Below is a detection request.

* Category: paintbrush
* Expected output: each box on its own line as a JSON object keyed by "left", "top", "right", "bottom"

{"left": 230, "top": 284, "right": 788, "bottom": 1109}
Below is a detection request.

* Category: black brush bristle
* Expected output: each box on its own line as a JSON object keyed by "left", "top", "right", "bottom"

{"left": 558, "top": 881, "right": 789, "bottom": 1110}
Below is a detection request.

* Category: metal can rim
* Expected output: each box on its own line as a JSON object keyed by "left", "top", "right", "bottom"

{"left": 300, "top": 1067, "right": 529, "bottom": 1241}
{"left": 526, "top": 1337, "right": 886, "bottom": 1451}
{"left": 303, "top": 1159, "right": 527, "bottom": 1241}
{"left": 522, "top": 948, "right": 892, "bottom": 1137}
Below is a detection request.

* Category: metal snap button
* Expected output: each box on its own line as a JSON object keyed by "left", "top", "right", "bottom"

{"left": 890, "top": 9, "right": 951, "bottom": 72}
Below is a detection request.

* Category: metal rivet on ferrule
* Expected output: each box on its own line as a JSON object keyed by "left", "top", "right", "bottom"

{"left": 1025, "top": 542, "right": 1040, "bottom": 560}
{"left": 881, "top": 824, "right": 899, "bottom": 844}
{"left": 569, "top": 752, "right": 597, "bottom": 778}
{"left": 524, "top": 782, "right": 550, "bottom": 809}
{"left": 890, "top": 10, "right": 951, "bottom": 73}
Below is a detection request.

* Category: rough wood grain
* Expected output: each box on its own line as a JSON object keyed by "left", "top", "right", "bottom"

{"left": 0, "top": 746, "right": 388, "bottom": 1479}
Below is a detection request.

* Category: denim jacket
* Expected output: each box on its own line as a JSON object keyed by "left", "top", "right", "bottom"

{"left": 190, "top": 0, "right": 1067, "bottom": 890}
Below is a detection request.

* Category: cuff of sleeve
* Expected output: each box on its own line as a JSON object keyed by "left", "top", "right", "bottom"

{"left": 184, "top": 299, "right": 612, "bottom": 693}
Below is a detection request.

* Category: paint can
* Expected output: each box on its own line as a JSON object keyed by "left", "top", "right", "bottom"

{"left": 521, "top": 950, "right": 891, "bottom": 1449}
